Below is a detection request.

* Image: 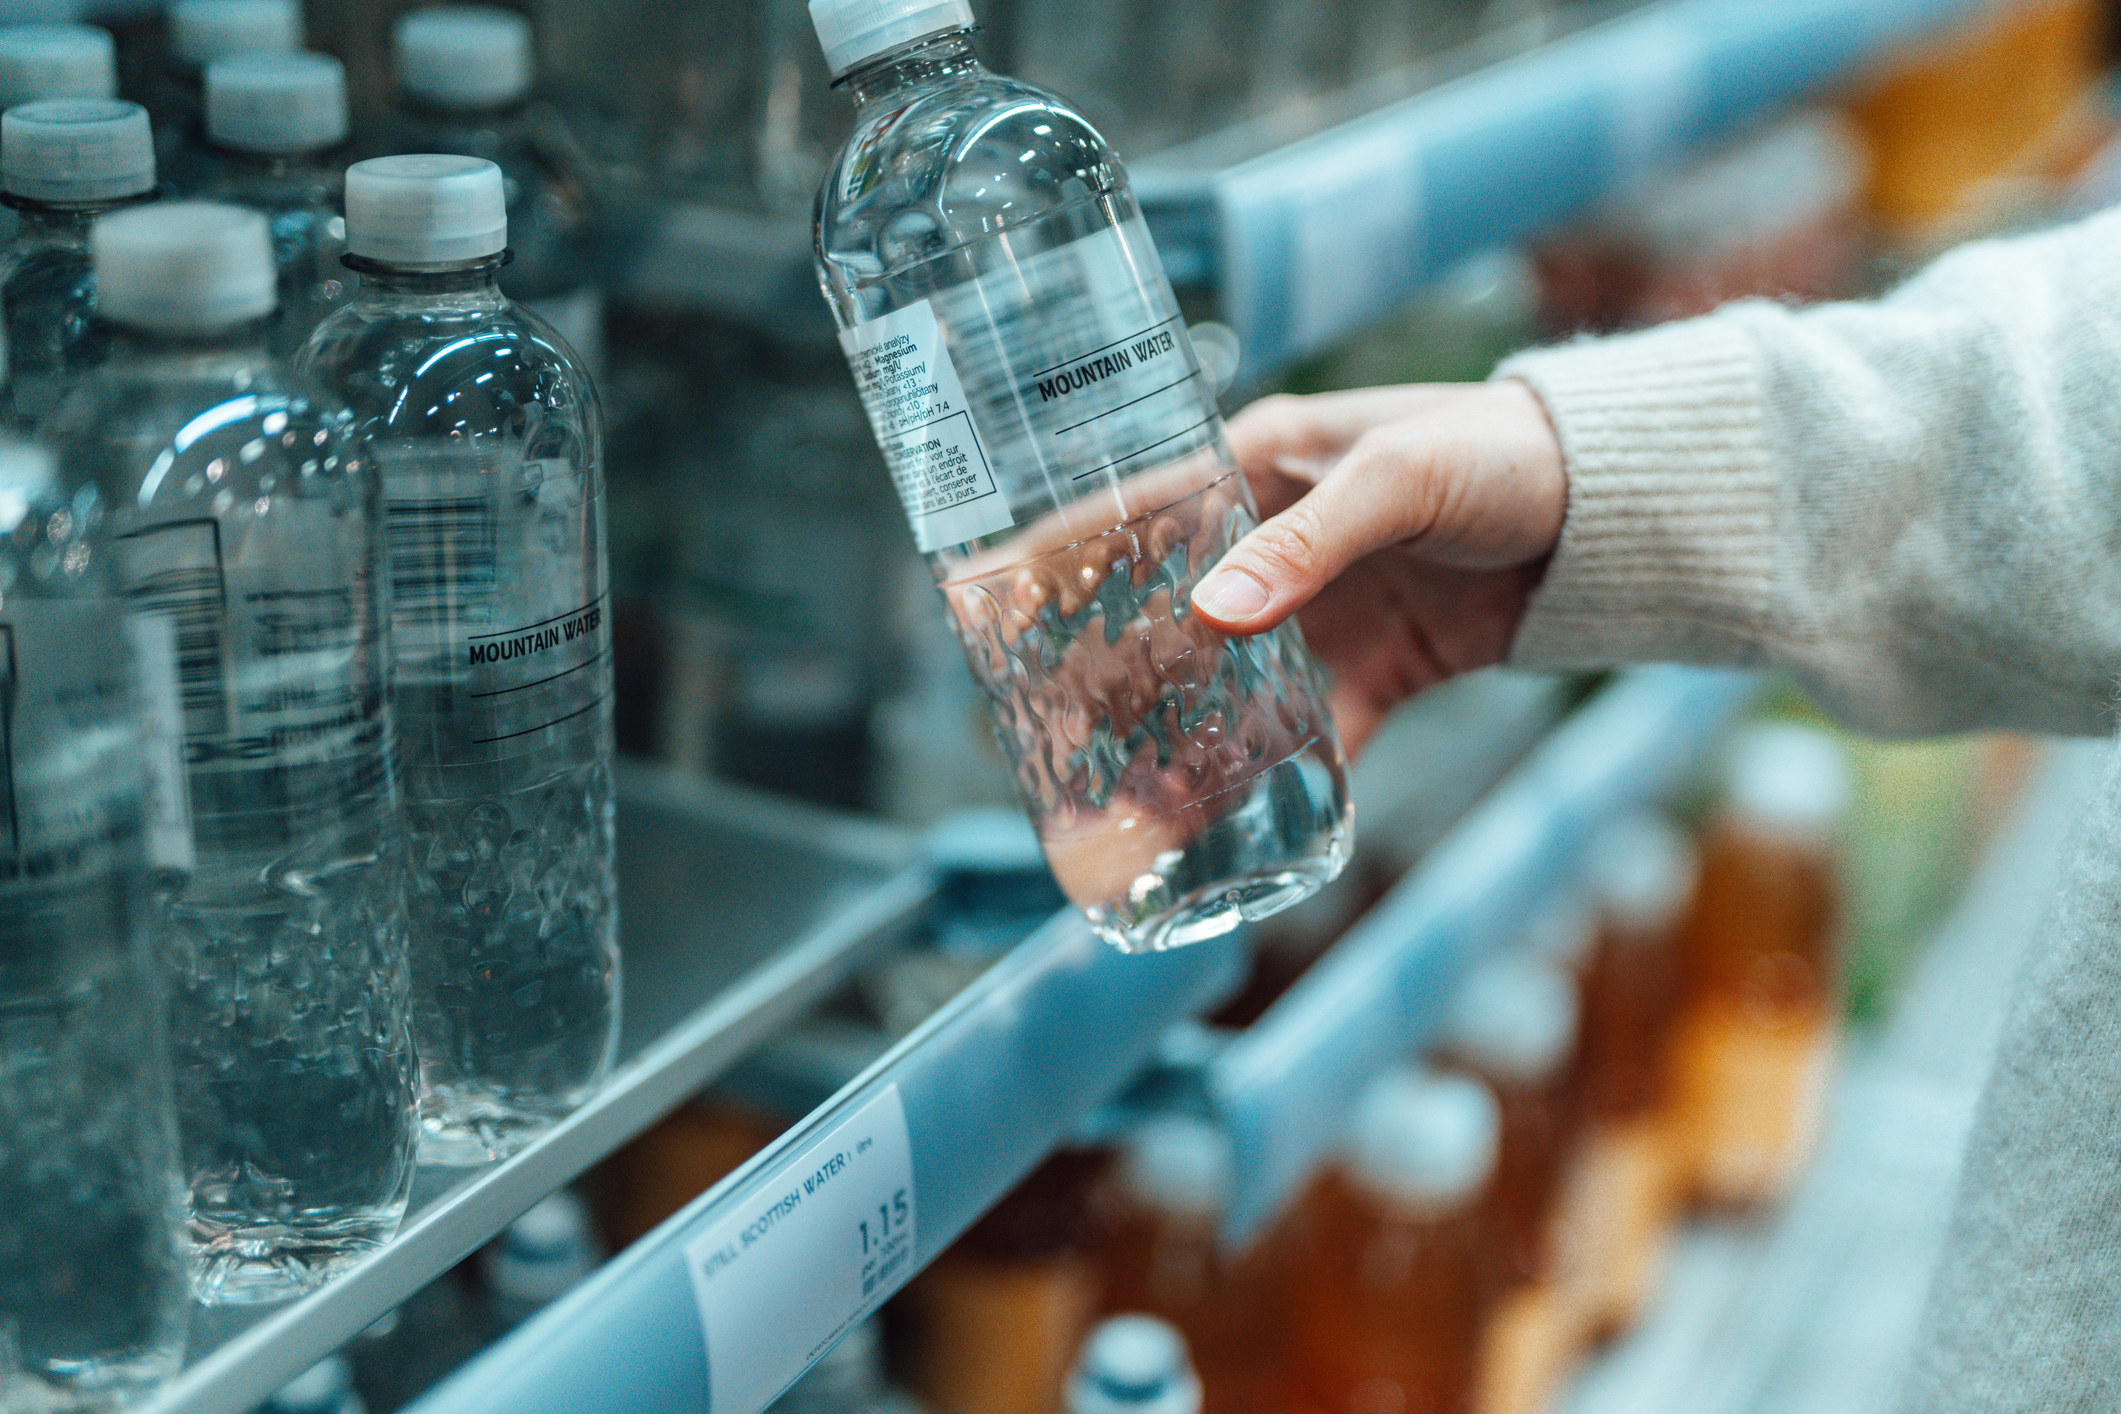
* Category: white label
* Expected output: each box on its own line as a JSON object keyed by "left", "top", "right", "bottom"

{"left": 125, "top": 614, "right": 193, "bottom": 873}
{"left": 685, "top": 1084, "right": 917, "bottom": 1414}
{"left": 843, "top": 301, "right": 1011, "bottom": 553}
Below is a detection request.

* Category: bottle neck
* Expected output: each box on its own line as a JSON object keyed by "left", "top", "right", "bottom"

{"left": 347, "top": 254, "right": 509, "bottom": 305}
{"left": 842, "top": 29, "right": 983, "bottom": 109}
{"left": 209, "top": 145, "right": 330, "bottom": 182}
{"left": 108, "top": 318, "right": 274, "bottom": 364}
{"left": 2, "top": 189, "right": 155, "bottom": 239}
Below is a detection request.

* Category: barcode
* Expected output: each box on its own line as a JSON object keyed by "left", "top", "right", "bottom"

{"left": 116, "top": 520, "right": 229, "bottom": 739}
{"left": 388, "top": 496, "right": 496, "bottom": 624}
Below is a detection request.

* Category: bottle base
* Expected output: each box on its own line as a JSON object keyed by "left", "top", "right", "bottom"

{"left": 187, "top": 1216, "right": 398, "bottom": 1305}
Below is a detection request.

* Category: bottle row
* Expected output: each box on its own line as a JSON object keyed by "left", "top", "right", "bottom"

{"left": 1, "top": 151, "right": 616, "bottom": 1414}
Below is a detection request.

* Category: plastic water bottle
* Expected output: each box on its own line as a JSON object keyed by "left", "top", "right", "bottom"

{"left": 44, "top": 202, "right": 415, "bottom": 1302}
{"left": 299, "top": 156, "right": 618, "bottom": 1164}
{"left": 0, "top": 99, "right": 157, "bottom": 430}
{"left": 810, "top": 0, "right": 1351, "bottom": 953}
{"left": 200, "top": 52, "right": 351, "bottom": 359}
{"left": 0, "top": 24, "right": 117, "bottom": 110}
{"left": 388, "top": 7, "right": 604, "bottom": 376}
{"left": 152, "top": 0, "right": 304, "bottom": 192}
{"left": 1065, "top": 1316, "right": 1203, "bottom": 1414}
{"left": 0, "top": 436, "right": 188, "bottom": 1410}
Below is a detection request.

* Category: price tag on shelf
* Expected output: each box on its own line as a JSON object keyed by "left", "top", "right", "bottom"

{"left": 685, "top": 1084, "right": 916, "bottom": 1414}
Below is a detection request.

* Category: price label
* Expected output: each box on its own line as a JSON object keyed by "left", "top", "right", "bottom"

{"left": 685, "top": 1084, "right": 916, "bottom": 1414}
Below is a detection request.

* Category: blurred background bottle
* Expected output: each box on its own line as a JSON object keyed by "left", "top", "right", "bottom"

{"left": 477, "top": 1190, "right": 604, "bottom": 1335}
{"left": 1065, "top": 1316, "right": 1204, "bottom": 1414}
{"left": 0, "top": 99, "right": 156, "bottom": 429}
{"left": 47, "top": 202, "right": 414, "bottom": 1301}
{"left": 150, "top": 0, "right": 303, "bottom": 192}
{"left": 0, "top": 435, "right": 188, "bottom": 1413}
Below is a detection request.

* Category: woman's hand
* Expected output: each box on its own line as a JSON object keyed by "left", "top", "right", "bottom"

{"left": 1190, "top": 380, "right": 1569, "bottom": 755}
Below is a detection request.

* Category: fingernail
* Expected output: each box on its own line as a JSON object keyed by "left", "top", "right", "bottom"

{"left": 1192, "top": 566, "right": 1270, "bottom": 622}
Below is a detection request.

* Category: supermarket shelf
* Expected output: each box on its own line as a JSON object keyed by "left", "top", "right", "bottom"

{"left": 405, "top": 910, "right": 1249, "bottom": 1414}
{"left": 1208, "top": 666, "right": 1764, "bottom": 1244}
{"left": 138, "top": 764, "right": 928, "bottom": 1414}
{"left": 1135, "top": 0, "right": 1991, "bottom": 377}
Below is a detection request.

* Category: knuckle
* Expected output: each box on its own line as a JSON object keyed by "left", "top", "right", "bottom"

{"left": 1248, "top": 504, "right": 1328, "bottom": 583}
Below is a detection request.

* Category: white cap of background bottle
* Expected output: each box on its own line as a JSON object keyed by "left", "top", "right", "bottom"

{"left": 1724, "top": 722, "right": 1855, "bottom": 847}
{"left": 0, "top": 24, "right": 115, "bottom": 110}
{"left": 1345, "top": 1066, "right": 1499, "bottom": 1209}
{"left": 807, "top": 0, "right": 973, "bottom": 79}
{"left": 1119, "top": 1115, "right": 1233, "bottom": 1221}
{"left": 1442, "top": 955, "right": 1579, "bottom": 1085}
{"left": 394, "top": 6, "right": 532, "bottom": 111}
{"left": 2, "top": 98, "right": 152, "bottom": 203}
{"left": 1584, "top": 811, "right": 1699, "bottom": 937}
{"left": 205, "top": 51, "right": 346, "bottom": 155}
{"left": 167, "top": 0, "right": 302, "bottom": 69}
{"left": 1065, "top": 1316, "right": 1203, "bottom": 1414}
{"left": 343, "top": 154, "right": 507, "bottom": 265}
{"left": 94, "top": 201, "right": 276, "bottom": 334}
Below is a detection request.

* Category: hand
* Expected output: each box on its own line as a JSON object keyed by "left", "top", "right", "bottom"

{"left": 1190, "top": 380, "right": 1568, "bottom": 756}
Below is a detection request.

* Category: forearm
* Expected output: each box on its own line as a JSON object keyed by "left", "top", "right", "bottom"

{"left": 1501, "top": 206, "right": 2121, "bottom": 737}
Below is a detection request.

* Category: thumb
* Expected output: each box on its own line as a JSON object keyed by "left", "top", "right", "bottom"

{"left": 1190, "top": 430, "right": 1433, "bottom": 634}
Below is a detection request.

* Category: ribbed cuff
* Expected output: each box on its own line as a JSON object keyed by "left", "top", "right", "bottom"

{"left": 1496, "top": 317, "right": 1783, "bottom": 672}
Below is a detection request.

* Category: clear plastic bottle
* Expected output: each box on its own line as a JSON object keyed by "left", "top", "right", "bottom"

{"left": 151, "top": 0, "right": 303, "bottom": 193}
{"left": 0, "top": 24, "right": 117, "bottom": 110}
{"left": 1066, "top": 1316, "right": 1204, "bottom": 1414}
{"left": 200, "top": 52, "right": 351, "bottom": 360}
{"left": 478, "top": 1190, "right": 604, "bottom": 1334}
{"left": 810, "top": 0, "right": 1351, "bottom": 954}
{"left": 0, "top": 99, "right": 157, "bottom": 430}
{"left": 387, "top": 7, "right": 604, "bottom": 375}
{"left": 298, "top": 155, "right": 618, "bottom": 1163}
{"left": 44, "top": 201, "right": 415, "bottom": 1302}
{"left": 1284, "top": 1067, "right": 1496, "bottom": 1414}
{"left": 0, "top": 436, "right": 188, "bottom": 1410}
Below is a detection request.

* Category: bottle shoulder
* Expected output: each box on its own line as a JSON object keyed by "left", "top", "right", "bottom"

{"left": 816, "top": 71, "right": 1126, "bottom": 287}
{"left": 299, "top": 301, "right": 600, "bottom": 449}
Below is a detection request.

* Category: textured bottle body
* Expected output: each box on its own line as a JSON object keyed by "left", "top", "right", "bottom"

{"left": 300, "top": 290, "right": 618, "bottom": 1163}
{"left": 818, "top": 43, "right": 1350, "bottom": 952}
{"left": 0, "top": 587, "right": 187, "bottom": 1406}
{"left": 45, "top": 352, "right": 415, "bottom": 1302}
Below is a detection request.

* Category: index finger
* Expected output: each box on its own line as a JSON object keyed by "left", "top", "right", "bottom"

{"left": 1224, "top": 385, "right": 1467, "bottom": 483}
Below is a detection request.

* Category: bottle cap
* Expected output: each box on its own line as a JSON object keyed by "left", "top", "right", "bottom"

{"left": 266, "top": 1356, "right": 356, "bottom": 1414}
{"left": 1583, "top": 812, "right": 1698, "bottom": 936}
{"left": 1066, "top": 1316, "right": 1203, "bottom": 1414}
{"left": 1523, "top": 891, "right": 1598, "bottom": 971}
{"left": 1346, "top": 1067, "right": 1498, "bottom": 1208}
{"left": 2, "top": 98, "right": 151, "bottom": 203}
{"left": 1119, "top": 1116, "right": 1232, "bottom": 1219}
{"left": 167, "top": 0, "right": 301, "bottom": 68}
{"left": 344, "top": 153, "right": 506, "bottom": 264}
{"left": 394, "top": 6, "right": 532, "bottom": 111}
{"left": 485, "top": 1190, "right": 601, "bottom": 1308}
{"left": 0, "top": 24, "right": 115, "bottom": 110}
{"left": 94, "top": 201, "right": 275, "bottom": 334}
{"left": 1724, "top": 722, "right": 1854, "bottom": 844}
{"left": 205, "top": 51, "right": 345, "bottom": 154}
{"left": 1442, "top": 955, "right": 1578, "bottom": 1083}
{"left": 807, "top": 0, "right": 973, "bottom": 78}
{"left": 0, "top": 436, "right": 56, "bottom": 535}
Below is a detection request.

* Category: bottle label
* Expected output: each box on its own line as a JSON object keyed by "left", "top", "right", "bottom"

{"left": 0, "top": 605, "right": 145, "bottom": 888}
{"left": 125, "top": 613, "right": 194, "bottom": 874}
{"left": 841, "top": 217, "right": 1216, "bottom": 554}
{"left": 684, "top": 1083, "right": 916, "bottom": 1414}
{"left": 382, "top": 445, "right": 611, "bottom": 776}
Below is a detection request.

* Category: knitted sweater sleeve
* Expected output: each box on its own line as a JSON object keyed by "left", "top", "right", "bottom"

{"left": 1497, "top": 203, "right": 2121, "bottom": 737}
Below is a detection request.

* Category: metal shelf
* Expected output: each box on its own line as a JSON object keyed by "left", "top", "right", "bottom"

{"left": 1208, "top": 667, "right": 1763, "bottom": 1242}
{"left": 403, "top": 911, "right": 1249, "bottom": 1414}
{"left": 138, "top": 763, "right": 928, "bottom": 1414}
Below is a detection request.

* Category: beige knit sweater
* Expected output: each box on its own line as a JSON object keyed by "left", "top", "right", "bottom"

{"left": 1499, "top": 204, "right": 2121, "bottom": 1411}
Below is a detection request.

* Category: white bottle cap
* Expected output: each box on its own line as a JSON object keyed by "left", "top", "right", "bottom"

{"left": 808, "top": 0, "right": 973, "bottom": 78}
{"left": 205, "top": 51, "right": 345, "bottom": 154}
{"left": 485, "top": 1191, "right": 601, "bottom": 1309}
{"left": 2, "top": 98, "right": 151, "bottom": 202}
{"left": 394, "top": 6, "right": 532, "bottom": 111}
{"left": 94, "top": 201, "right": 275, "bottom": 333}
{"left": 1442, "top": 956, "right": 1578, "bottom": 1084}
{"left": 268, "top": 1356, "right": 358, "bottom": 1414}
{"left": 1724, "top": 722, "right": 1854, "bottom": 845}
{"left": 1066, "top": 1316, "right": 1203, "bottom": 1414}
{"left": 1523, "top": 891, "right": 1598, "bottom": 971}
{"left": 1346, "top": 1067, "right": 1498, "bottom": 1208}
{"left": 344, "top": 154, "right": 506, "bottom": 264}
{"left": 1584, "top": 812, "right": 1698, "bottom": 936}
{"left": 167, "top": 0, "right": 301, "bottom": 68}
{"left": 0, "top": 24, "right": 115, "bottom": 110}
{"left": 0, "top": 435, "right": 56, "bottom": 534}
{"left": 1120, "top": 1116, "right": 1232, "bottom": 1219}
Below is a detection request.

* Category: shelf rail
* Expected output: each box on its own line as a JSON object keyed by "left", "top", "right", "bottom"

{"left": 1208, "top": 666, "right": 1764, "bottom": 1243}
